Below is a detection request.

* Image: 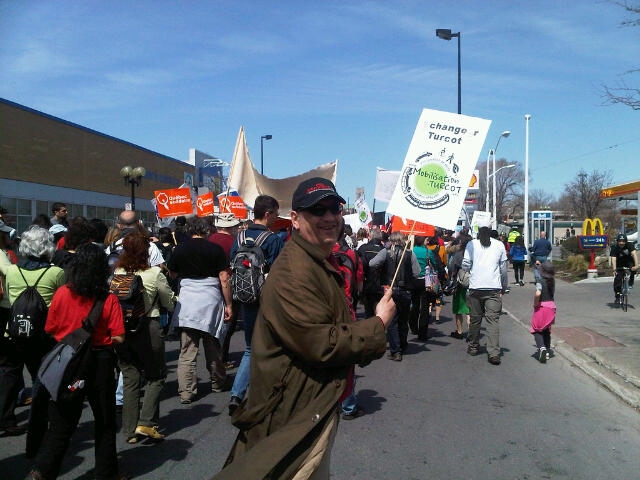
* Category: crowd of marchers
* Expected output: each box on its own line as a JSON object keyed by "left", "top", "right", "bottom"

{"left": 0, "top": 186, "right": 569, "bottom": 480}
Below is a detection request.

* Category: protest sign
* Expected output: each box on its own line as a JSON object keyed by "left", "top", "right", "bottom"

{"left": 386, "top": 108, "right": 491, "bottom": 230}
{"left": 154, "top": 187, "right": 193, "bottom": 218}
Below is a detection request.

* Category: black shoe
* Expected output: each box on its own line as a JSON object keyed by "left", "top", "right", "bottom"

{"left": 450, "top": 331, "right": 464, "bottom": 339}
{"left": 467, "top": 346, "right": 478, "bottom": 356}
{"left": 488, "top": 355, "right": 501, "bottom": 365}
{"left": 228, "top": 395, "right": 242, "bottom": 416}
{"left": 341, "top": 408, "right": 365, "bottom": 421}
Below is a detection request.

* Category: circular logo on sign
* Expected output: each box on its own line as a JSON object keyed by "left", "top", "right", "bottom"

{"left": 400, "top": 152, "right": 461, "bottom": 210}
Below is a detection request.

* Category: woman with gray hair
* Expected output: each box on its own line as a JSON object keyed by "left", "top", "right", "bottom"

{"left": 0, "top": 225, "right": 65, "bottom": 437}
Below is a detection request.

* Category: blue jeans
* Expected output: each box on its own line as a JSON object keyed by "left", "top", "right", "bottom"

{"left": 533, "top": 255, "right": 547, "bottom": 281}
{"left": 230, "top": 302, "right": 259, "bottom": 399}
{"left": 340, "top": 377, "right": 357, "bottom": 415}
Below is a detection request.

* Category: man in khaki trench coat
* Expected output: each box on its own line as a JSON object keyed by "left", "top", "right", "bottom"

{"left": 213, "top": 178, "right": 396, "bottom": 480}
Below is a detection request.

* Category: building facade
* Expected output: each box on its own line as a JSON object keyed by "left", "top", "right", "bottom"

{"left": 0, "top": 98, "right": 194, "bottom": 234}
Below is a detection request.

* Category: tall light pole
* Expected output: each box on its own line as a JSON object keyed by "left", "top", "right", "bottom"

{"left": 260, "top": 134, "right": 272, "bottom": 175}
{"left": 524, "top": 114, "right": 531, "bottom": 250}
{"left": 436, "top": 29, "right": 461, "bottom": 114}
{"left": 120, "top": 165, "right": 146, "bottom": 211}
{"left": 487, "top": 131, "right": 510, "bottom": 227}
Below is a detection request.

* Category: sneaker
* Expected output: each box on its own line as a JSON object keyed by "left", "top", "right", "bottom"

{"left": 539, "top": 347, "right": 547, "bottom": 364}
{"left": 135, "top": 425, "right": 165, "bottom": 440}
{"left": 519, "top": 281, "right": 525, "bottom": 286}
{"left": 387, "top": 352, "right": 402, "bottom": 361}
{"left": 341, "top": 408, "right": 365, "bottom": 421}
{"left": 467, "top": 346, "right": 479, "bottom": 356}
{"left": 228, "top": 395, "right": 242, "bottom": 416}
{"left": 450, "top": 331, "right": 464, "bottom": 340}
{"left": 488, "top": 355, "right": 501, "bottom": 365}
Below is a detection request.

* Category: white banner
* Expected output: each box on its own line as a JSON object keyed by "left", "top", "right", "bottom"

{"left": 354, "top": 195, "right": 372, "bottom": 227}
{"left": 374, "top": 167, "right": 400, "bottom": 203}
{"left": 386, "top": 108, "right": 491, "bottom": 231}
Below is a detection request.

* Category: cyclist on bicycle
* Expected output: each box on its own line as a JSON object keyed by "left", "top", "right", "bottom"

{"left": 610, "top": 233, "right": 638, "bottom": 303}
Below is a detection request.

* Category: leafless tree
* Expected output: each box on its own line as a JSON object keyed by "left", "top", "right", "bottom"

{"left": 528, "top": 188, "right": 555, "bottom": 211}
{"left": 494, "top": 159, "right": 524, "bottom": 223}
{"left": 563, "top": 169, "right": 616, "bottom": 219}
{"left": 601, "top": 2, "right": 640, "bottom": 109}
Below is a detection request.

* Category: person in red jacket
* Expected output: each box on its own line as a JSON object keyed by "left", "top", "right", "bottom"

{"left": 26, "top": 243, "right": 127, "bottom": 480}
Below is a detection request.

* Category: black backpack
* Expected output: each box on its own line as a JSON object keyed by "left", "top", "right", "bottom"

{"left": 109, "top": 272, "right": 147, "bottom": 333}
{"left": 38, "top": 299, "right": 104, "bottom": 403}
{"left": 231, "top": 230, "right": 272, "bottom": 304}
{"left": 8, "top": 266, "right": 51, "bottom": 340}
{"left": 106, "top": 241, "right": 121, "bottom": 274}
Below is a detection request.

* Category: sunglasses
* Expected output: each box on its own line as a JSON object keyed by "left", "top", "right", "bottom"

{"left": 303, "top": 203, "right": 343, "bottom": 217}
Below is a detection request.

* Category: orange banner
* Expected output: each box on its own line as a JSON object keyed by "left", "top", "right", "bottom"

{"left": 390, "top": 216, "right": 435, "bottom": 237}
{"left": 154, "top": 187, "right": 193, "bottom": 218}
{"left": 196, "top": 192, "right": 215, "bottom": 217}
{"left": 218, "top": 194, "right": 248, "bottom": 219}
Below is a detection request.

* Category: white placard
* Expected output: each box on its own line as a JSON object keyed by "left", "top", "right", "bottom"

{"left": 386, "top": 108, "right": 491, "bottom": 231}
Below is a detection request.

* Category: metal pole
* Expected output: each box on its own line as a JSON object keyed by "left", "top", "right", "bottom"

{"left": 457, "top": 33, "right": 461, "bottom": 114}
{"left": 485, "top": 150, "right": 491, "bottom": 212}
{"left": 130, "top": 180, "right": 136, "bottom": 211}
{"left": 492, "top": 149, "right": 497, "bottom": 228}
{"left": 524, "top": 114, "right": 531, "bottom": 250}
{"left": 260, "top": 136, "right": 264, "bottom": 175}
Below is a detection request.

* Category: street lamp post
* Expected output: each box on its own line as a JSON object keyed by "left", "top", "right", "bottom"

{"left": 120, "top": 165, "right": 146, "bottom": 211}
{"left": 484, "top": 130, "right": 511, "bottom": 228}
{"left": 260, "top": 134, "right": 272, "bottom": 175}
{"left": 487, "top": 163, "right": 516, "bottom": 224}
{"left": 524, "top": 114, "right": 531, "bottom": 251}
{"left": 436, "top": 28, "right": 461, "bottom": 114}
{"left": 490, "top": 131, "right": 511, "bottom": 228}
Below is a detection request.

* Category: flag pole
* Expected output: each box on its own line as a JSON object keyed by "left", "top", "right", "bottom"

{"left": 222, "top": 126, "right": 244, "bottom": 213}
{"left": 389, "top": 220, "right": 417, "bottom": 289}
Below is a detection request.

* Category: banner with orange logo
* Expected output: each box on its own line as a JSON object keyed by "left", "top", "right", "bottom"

{"left": 218, "top": 193, "right": 248, "bottom": 219}
{"left": 196, "top": 192, "right": 215, "bottom": 217}
{"left": 154, "top": 187, "right": 193, "bottom": 218}
{"left": 390, "top": 216, "right": 435, "bottom": 237}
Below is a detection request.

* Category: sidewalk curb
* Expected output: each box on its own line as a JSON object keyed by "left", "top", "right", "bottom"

{"left": 503, "top": 307, "right": 640, "bottom": 412}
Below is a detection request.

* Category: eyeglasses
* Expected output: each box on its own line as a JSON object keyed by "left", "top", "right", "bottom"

{"left": 302, "top": 203, "right": 343, "bottom": 217}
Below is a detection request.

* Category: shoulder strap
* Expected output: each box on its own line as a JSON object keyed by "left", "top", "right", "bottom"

{"left": 17, "top": 266, "right": 51, "bottom": 288}
{"left": 82, "top": 298, "right": 106, "bottom": 332}
{"left": 253, "top": 230, "right": 273, "bottom": 247}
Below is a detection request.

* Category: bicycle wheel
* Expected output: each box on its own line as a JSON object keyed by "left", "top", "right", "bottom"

{"left": 622, "top": 292, "right": 628, "bottom": 312}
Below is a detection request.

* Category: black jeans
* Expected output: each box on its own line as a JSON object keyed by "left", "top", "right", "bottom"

{"left": 33, "top": 349, "right": 120, "bottom": 479}
{"left": 512, "top": 261, "right": 525, "bottom": 283}
{"left": 387, "top": 288, "right": 412, "bottom": 354}
{"left": 533, "top": 329, "right": 551, "bottom": 351}
{"left": 613, "top": 269, "right": 635, "bottom": 294}
{"left": 0, "top": 307, "right": 21, "bottom": 429}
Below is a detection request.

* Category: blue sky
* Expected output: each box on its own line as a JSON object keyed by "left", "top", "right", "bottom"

{"left": 1, "top": 0, "right": 639, "bottom": 210}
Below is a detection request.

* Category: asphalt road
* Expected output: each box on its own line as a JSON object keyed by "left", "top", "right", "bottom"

{"left": 3, "top": 293, "right": 640, "bottom": 479}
